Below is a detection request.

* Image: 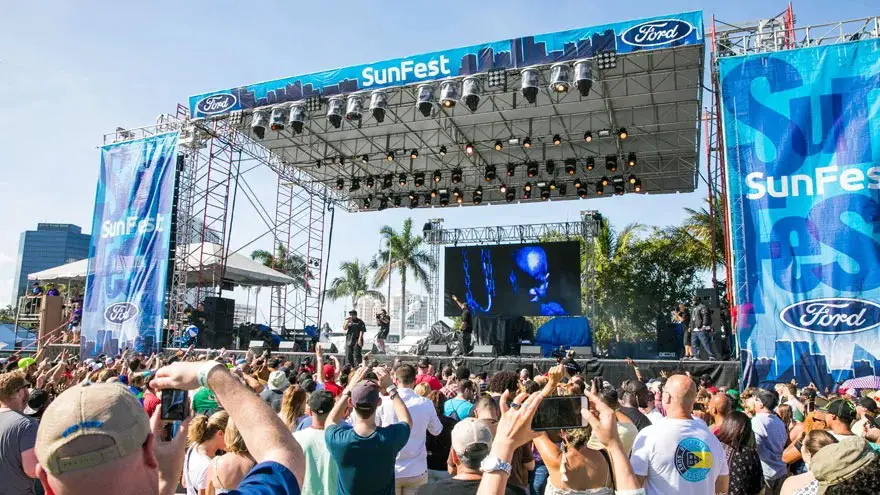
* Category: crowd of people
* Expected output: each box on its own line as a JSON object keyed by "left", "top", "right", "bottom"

{"left": 1, "top": 343, "right": 879, "bottom": 495}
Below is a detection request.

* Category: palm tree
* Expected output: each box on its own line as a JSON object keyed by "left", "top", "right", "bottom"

{"left": 370, "top": 218, "right": 436, "bottom": 338}
{"left": 250, "top": 243, "right": 311, "bottom": 292}
{"left": 674, "top": 197, "right": 726, "bottom": 271}
{"left": 589, "top": 219, "right": 644, "bottom": 343}
{"left": 324, "top": 260, "right": 386, "bottom": 308}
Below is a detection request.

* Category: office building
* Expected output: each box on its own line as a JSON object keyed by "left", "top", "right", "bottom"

{"left": 11, "top": 223, "right": 90, "bottom": 304}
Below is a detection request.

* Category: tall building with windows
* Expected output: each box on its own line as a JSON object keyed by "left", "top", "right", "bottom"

{"left": 11, "top": 224, "right": 91, "bottom": 303}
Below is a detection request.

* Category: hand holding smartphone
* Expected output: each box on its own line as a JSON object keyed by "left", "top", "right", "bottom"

{"left": 160, "top": 389, "right": 190, "bottom": 421}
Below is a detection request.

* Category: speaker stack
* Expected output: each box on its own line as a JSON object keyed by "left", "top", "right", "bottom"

{"left": 203, "top": 297, "right": 236, "bottom": 348}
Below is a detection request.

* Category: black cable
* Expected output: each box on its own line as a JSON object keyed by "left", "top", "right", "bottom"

{"left": 218, "top": 152, "right": 243, "bottom": 298}
{"left": 319, "top": 201, "right": 336, "bottom": 327}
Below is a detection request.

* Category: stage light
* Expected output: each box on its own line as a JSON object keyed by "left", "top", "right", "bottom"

{"left": 336, "top": 178, "right": 344, "bottom": 190}
{"left": 456, "top": 194, "right": 464, "bottom": 204}
{"left": 521, "top": 67, "right": 539, "bottom": 104}
{"left": 366, "top": 176, "right": 375, "bottom": 188}
{"left": 597, "top": 129, "right": 611, "bottom": 138}
{"left": 423, "top": 192, "right": 433, "bottom": 203}
{"left": 549, "top": 63, "right": 571, "bottom": 93}
{"left": 439, "top": 145, "right": 447, "bottom": 156}
{"left": 410, "top": 148, "right": 419, "bottom": 159}
{"left": 378, "top": 196, "right": 389, "bottom": 210}
{"left": 270, "top": 105, "right": 288, "bottom": 131}
{"left": 600, "top": 176, "right": 610, "bottom": 186}
{"left": 474, "top": 186, "right": 483, "bottom": 196}
{"left": 522, "top": 137, "right": 532, "bottom": 149}
{"left": 382, "top": 174, "right": 393, "bottom": 189}
{"left": 536, "top": 181, "right": 548, "bottom": 188}
{"left": 349, "top": 178, "right": 360, "bottom": 192}
{"left": 605, "top": 155, "right": 618, "bottom": 172}
{"left": 361, "top": 154, "right": 369, "bottom": 164}
{"left": 576, "top": 179, "right": 588, "bottom": 198}
{"left": 305, "top": 95, "right": 323, "bottom": 112}
{"left": 326, "top": 97, "right": 344, "bottom": 128}
{"left": 315, "top": 159, "right": 322, "bottom": 169}
{"left": 464, "top": 143, "right": 475, "bottom": 156}
{"left": 251, "top": 108, "right": 270, "bottom": 139}
{"left": 410, "top": 195, "right": 419, "bottom": 208}
{"left": 524, "top": 182, "right": 533, "bottom": 192}
{"left": 549, "top": 180, "right": 557, "bottom": 191}
{"left": 484, "top": 165, "right": 496, "bottom": 182}
{"left": 564, "top": 158, "right": 577, "bottom": 175}
{"left": 439, "top": 193, "right": 450, "bottom": 206}
{"left": 398, "top": 173, "right": 407, "bottom": 186}
{"left": 451, "top": 168, "right": 463, "bottom": 184}
{"left": 394, "top": 195, "right": 403, "bottom": 207}
{"left": 452, "top": 187, "right": 461, "bottom": 198}
{"left": 370, "top": 90, "right": 388, "bottom": 123}
{"left": 345, "top": 94, "right": 363, "bottom": 121}
{"left": 574, "top": 178, "right": 583, "bottom": 189}
{"left": 417, "top": 84, "right": 435, "bottom": 117}
{"left": 523, "top": 188, "right": 532, "bottom": 199}
{"left": 596, "top": 182, "right": 605, "bottom": 195}
{"left": 627, "top": 174, "right": 637, "bottom": 185}
{"left": 541, "top": 187, "right": 551, "bottom": 200}
{"left": 432, "top": 170, "right": 442, "bottom": 183}
{"left": 505, "top": 188, "right": 516, "bottom": 202}
{"left": 596, "top": 50, "right": 617, "bottom": 70}
{"left": 558, "top": 184, "right": 567, "bottom": 196}
{"left": 386, "top": 151, "right": 395, "bottom": 162}
{"left": 508, "top": 137, "right": 520, "bottom": 145}
{"left": 408, "top": 190, "right": 417, "bottom": 200}
{"left": 414, "top": 172, "right": 425, "bottom": 187}
{"left": 461, "top": 76, "right": 481, "bottom": 112}
{"left": 634, "top": 178, "right": 643, "bottom": 192}
{"left": 627, "top": 152, "right": 637, "bottom": 167}
{"left": 586, "top": 157, "right": 595, "bottom": 171}
{"left": 506, "top": 163, "right": 516, "bottom": 176}
{"left": 613, "top": 176, "right": 626, "bottom": 195}
{"left": 494, "top": 140, "right": 503, "bottom": 151}
{"left": 545, "top": 160, "right": 555, "bottom": 174}
{"left": 552, "top": 134, "right": 562, "bottom": 146}
{"left": 583, "top": 131, "right": 593, "bottom": 143}
{"left": 618, "top": 127, "right": 628, "bottom": 140}
{"left": 499, "top": 183, "right": 507, "bottom": 193}
{"left": 288, "top": 104, "right": 306, "bottom": 134}
{"left": 472, "top": 194, "right": 483, "bottom": 205}
{"left": 338, "top": 155, "right": 345, "bottom": 165}
{"left": 487, "top": 68, "right": 507, "bottom": 88}
{"left": 526, "top": 161, "right": 538, "bottom": 178}
{"left": 430, "top": 188, "right": 438, "bottom": 198}
{"left": 578, "top": 188, "right": 588, "bottom": 198}
{"left": 363, "top": 195, "right": 373, "bottom": 208}
{"left": 439, "top": 79, "right": 457, "bottom": 108}
{"left": 574, "top": 59, "right": 594, "bottom": 97}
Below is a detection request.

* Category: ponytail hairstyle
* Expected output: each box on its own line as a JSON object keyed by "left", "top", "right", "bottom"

{"left": 223, "top": 417, "right": 249, "bottom": 454}
{"left": 279, "top": 385, "right": 307, "bottom": 430}
{"left": 187, "top": 410, "right": 229, "bottom": 445}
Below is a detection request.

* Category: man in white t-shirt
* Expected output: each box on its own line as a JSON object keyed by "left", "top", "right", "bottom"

{"left": 293, "top": 390, "right": 340, "bottom": 495}
{"left": 629, "top": 374, "right": 729, "bottom": 495}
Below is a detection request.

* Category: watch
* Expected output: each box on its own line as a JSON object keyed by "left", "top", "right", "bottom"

{"left": 386, "top": 385, "right": 399, "bottom": 398}
{"left": 480, "top": 456, "right": 512, "bottom": 475}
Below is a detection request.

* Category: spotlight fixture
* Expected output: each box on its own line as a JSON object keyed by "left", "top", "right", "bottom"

{"left": 576, "top": 179, "right": 588, "bottom": 198}
{"left": 596, "top": 50, "right": 618, "bottom": 70}
{"left": 423, "top": 192, "right": 432, "bottom": 204}
{"left": 382, "top": 174, "right": 393, "bottom": 189}
{"left": 414, "top": 172, "right": 426, "bottom": 187}
{"left": 345, "top": 94, "right": 363, "bottom": 121}
{"left": 462, "top": 76, "right": 480, "bottom": 112}
{"left": 552, "top": 134, "right": 562, "bottom": 146}
{"left": 417, "top": 84, "right": 435, "bottom": 117}
{"left": 335, "top": 178, "right": 344, "bottom": 190}
{"left": 564, "top": 158, "right": 577, "bottom": 175}
{"left": 634, "top": 178, "right": 643, "bottom": 192}
{"left": 627, "top": 152, "right": 637, "bottom": 167}
{"left": 486, "top": 68, "right": 507, "bottom": 88}
{"left": 439, "top": 79, "right": 457, "bottom": 108}
{"left": 521, "top": 67, "right": 539, "bottom": 103}
{"left": 545, "top": 160, "right": 555, "bottom": 174}
{"left": 597, "top": 129, "right": 612, "bottom": 138}
{"left": 474, "top": 186, "right": 483, "bottom": 196}
{"left": 251, "top": 108, "right": 270, "bottom": 139}
{"left": 506, "top": 163, "right": 516, "bottom": 176}
{"left": 305, "top": 95, "right": 323, "bottom": 113}
{"left": 326, "top": 97, "right": 344, "bottom": 129}
{"left": 439, "top": 145, "right": 447, "bottom": 156}
{"left": 494, "top": 140, "right": 503, "bottom": 151}
{"left": 523, "top": 188, "right": 532, "bottom": 199}
{"left": 452, "top": 188, "right": 461, "bottom": 198}
{"left": 315, "top": 159, "right": 322, "bottom": 169}
{"left": 549, "top": 63, "right": 571, "bottom": 93}
{"left": 583, "top": 131, "right": 593, "bottom": 143}
{"left": 618, "top": 127, "right": 628, "bottom": 140}
{"left": 410, "top": 148, "right": 419, "bottom": 159}
{"left": 363, "top": 195, "right": 373, "bottom": 208}
{"left": 349, "top": 178, "right": 360, "bottom": 192}
{"left": 499, "top": 183, "right": 508, "bottom": 193}
{"left": 505, "top": 187, "right": 516, "bottom": 202}
{"left": 522, "top": 137, "right": 532, "bottom": 149}
{"left": 586, "top": 157, "right": 595, "bottom": 171}
{"left": 398, "top": 173, "right": 408, "bottom": 186}
{"left": 526, "top": 161, "right": 538, "bottom": 178}
{"left": 524, "top": 182, "right": 533, "bottom": 192}
{"left": 432, "top": 170, "right": 442, "bottom": 183}
{"left": 508, "top": 137, "right": 520, "bottom": 145}
{"left": 338, "top": 155, "right": 345, "bottom": 165}
{"left": 605, "top": 155, "right": 618, "bottom": 172}
{"left": 430, "top": 188, "right": 438, "bottom": 198}
{"left": 410, "top": 195, "right": 419, "bottom": 208}
{"left": 408, "top": 190, "right": 417, "bottom": 200}
{"left": 456, "top": 194, "right": 464, "bottom": 204}
{"left": 361, "top": 154, "right": 369, "bottom": 163}
{"left": 270, "top": 105, "right": 288, "bottom": 131}
{"left": 484, "top": 165, "right": 497, "bottom": 182}
{"left": 558, "top": 184, "right": 567, "bottom": 196}
{"left": 596, "top": 182, "right": 605, "bottom": 195}
{"left": 369, "top": 90, "right": 388, "bottom": 123}
{"left": 541, "top": 187, "right": 551, "bottom": 200}
{"left": 393, "top": 196, "right": 403, "bottom": 207}
{"left": 536, "top": 181, "right": 548, "bottom": 188}
{"left": 574, "top": 178, "right": 583, "bottom": 189}
{"left": 600, "top": 176, "right": 610, "bottom": 186}
{"left": 366, "top": 176, "right": 375, "bottom": 188}
{"left": 613, "top": 176, "right": 626, "bottom": 195}
{"left": 577, "top": 187, "right": 588, "bottom": 199}
{"left": 574, "top": 59, "right": 594, "bottom": 97}
{"left": 439, "top": 193, "right": 450, "bottom": 207}
{"left": 386, "top": 151, "right": 395, "bottom": 162}
{"left": 288, "top": 104, "right": 306, "bottom": 134}
{"left": 464, "top": 143, "right": 475, "bottom": 156}
{"left": 627, "top": 174, "right": 637, "bottom": 185}
{"left": 378, "top": 196, "right": 389, "bottom": 211}
{"left": 451, "top": 168, "right": 463, "bottom": 184}
{"left": 472, "top": 194, "right": 483, "bottom": 205}
{"left": 549, "top": 180, "right": 557, "bottom": 191}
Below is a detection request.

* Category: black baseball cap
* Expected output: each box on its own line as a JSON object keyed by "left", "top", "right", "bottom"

{"left": 24, "top": 389, "right": 51, "bottom": 416}
{"left": 308, "top": 390, "right": 335, "bottom": 415}
{"left": 857, "top": 397, "right": 878, "bottom": 413}
{"left": 418, "top": 357, "right": 431, "bottom": 369}
{"left": 349, "top": 309, "right": 358, "bottom": 315}
{"left": 820, "top": 398, "right": 857, "bottom": 422}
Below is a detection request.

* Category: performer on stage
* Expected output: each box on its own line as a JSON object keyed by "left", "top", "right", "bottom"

{"left": 343, "top": 309, "right": 366, "bottom": 366}
{"left": 673, "top": 302, "right": 693, "bottom": 359}
{"left": 375, "top": 308, "right": 391, "bottom": 354}
{"left": 451, "top": 294, "right": 473, "bottom": 356}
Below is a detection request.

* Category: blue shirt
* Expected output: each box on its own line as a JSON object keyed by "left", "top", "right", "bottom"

{"left": 325, "top": 422, "right": 410, "bottom": 495}
{"left": 229, "top": 461, "right": 300, "bottom": 495}
{"left": 444, "top": 398, "right": 474, "bottom": 420}
{"left": 751, "top": 412, "right": 787, "bottom": 480}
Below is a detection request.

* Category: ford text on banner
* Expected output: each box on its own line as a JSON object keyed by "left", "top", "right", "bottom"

{"left": 81, "top": 131, "right": 180, "bottom": 357}
{"left": 720, "top": 39, "right": 880, "bottom": 390}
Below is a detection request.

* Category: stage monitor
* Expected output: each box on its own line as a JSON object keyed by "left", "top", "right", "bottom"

{"left": 444, "top": 241, "right": 582, "bottom": 317}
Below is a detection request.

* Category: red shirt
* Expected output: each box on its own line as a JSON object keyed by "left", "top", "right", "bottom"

{"left": 143, "top": 391, "right": 160, "bottom": 417}
{"left": 324, "top": 381, "right": 343, "bottom": 397}
{"left": 415, "top": 374, "right": 442, "bottom": 391}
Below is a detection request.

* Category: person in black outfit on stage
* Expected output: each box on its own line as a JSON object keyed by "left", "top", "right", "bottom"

{"left": 451, "top": 295, "right": 473, "bottom": 356}
{"left": 343, "top": 309, "right": 366, "bottom": 366}
{"left": 375, "top": 309, "right": 391, "bottom": 354}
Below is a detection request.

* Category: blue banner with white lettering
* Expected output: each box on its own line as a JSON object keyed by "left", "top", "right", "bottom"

{"left": 82, "top": 132, "right": 179, "bottom": 357}
{"left": 189, "top": 11, "right": 703, "bottom": 117}
{"left": 720, "top": 39, "right": 880, "bottom": 391}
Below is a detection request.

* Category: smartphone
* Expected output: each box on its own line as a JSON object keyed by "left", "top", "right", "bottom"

{"left": 160, "top": 389, "right": 190, "bottom": 421}
{"left": 531, "top": 396, "right": 588, "bottom": 430}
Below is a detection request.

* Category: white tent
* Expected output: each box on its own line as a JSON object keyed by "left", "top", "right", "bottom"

{"left": 28, "top": 243, "right": 295, "bottom": 287}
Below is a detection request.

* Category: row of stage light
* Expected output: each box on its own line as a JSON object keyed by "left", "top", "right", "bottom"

{"left": 249, "top": 59, "right": 600, "bottom": 139}
{"left": 359, "top": 174, "right": 643, "bottom": 210}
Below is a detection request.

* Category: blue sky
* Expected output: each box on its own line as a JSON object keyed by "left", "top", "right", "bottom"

{"left": 1, "top": 0, "right": 875, "bottom": 326}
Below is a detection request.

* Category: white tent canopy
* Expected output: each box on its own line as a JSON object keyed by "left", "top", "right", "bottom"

{"left": 28, "top": 243, "right": 295, "bottom": 287}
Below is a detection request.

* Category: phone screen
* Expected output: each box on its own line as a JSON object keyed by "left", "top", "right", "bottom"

{"left": 531, "top": 396, "right": 587, "bottom": 430}
{"left": 160, "top": 389, "right": 190, "bottom": 421}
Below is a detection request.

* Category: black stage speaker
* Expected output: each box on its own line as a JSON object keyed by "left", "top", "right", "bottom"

{"left": 203, "top": 296, "right": 235, "bottom": 348}
{"left": 657, "top": 323, "right": 680, "bottom": 357}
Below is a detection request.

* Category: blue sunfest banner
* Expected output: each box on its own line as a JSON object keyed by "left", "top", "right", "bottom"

{"left": 721, "top": 39, "right": 880, "bottom": 390}
{"left": 82, "top": 132, "right": 179, "bottom": 357}
{"left": 189, "top": 11, "right": 703, "bottom": 118}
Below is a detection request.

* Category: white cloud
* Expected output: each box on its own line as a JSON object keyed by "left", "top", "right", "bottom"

{"left": 0, "top": 252, "right": 13, "bottom": 264}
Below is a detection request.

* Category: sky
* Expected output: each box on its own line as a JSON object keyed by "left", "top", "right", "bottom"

{"left": 0, "top": 0, "right": 876, "bottom": 328}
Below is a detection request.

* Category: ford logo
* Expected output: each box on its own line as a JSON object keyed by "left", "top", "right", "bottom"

{"left": 104, "top": 302, "right": 140, "bottom": 325}
{"left": 196, "top": 93, "right": 237, "bottom": 115}
{"left": 621, "top": 19, "right": 694, "bottom": 47}
{"left": 779, "top": 298, "right": 880, "bottom": 335}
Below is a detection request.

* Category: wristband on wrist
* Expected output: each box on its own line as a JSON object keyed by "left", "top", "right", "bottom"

{"left": 197, "top": 361, "right": 225, "bottom": 389}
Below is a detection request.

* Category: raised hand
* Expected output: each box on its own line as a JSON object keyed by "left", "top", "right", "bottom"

{"left": 583, "top": 388, "right": 620, "bottom": 448}
{"left": 496, "top": 390, "right": 543, "bottom": 450}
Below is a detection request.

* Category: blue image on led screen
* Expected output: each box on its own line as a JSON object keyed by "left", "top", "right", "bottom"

{"left": 509, "top": 246, "right": 567, "bottom": 316}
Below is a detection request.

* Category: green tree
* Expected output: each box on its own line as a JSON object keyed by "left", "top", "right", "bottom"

{"left": 324, "top": 259, "right": 386, "bottom": 307}
{"left": 0, "top": 305, "right": 14, "bottom": 324}
{"left": 371, "top": 218, "right": 436, "bottom": 338}
{"left": 250, "top": 243, "right": 311, "bottom": 292}
{"left": 590, "top": 220, "right": 644, "bottom": 345}
{"left": 674, "top": 197, "right": 727, "bottom": 272}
